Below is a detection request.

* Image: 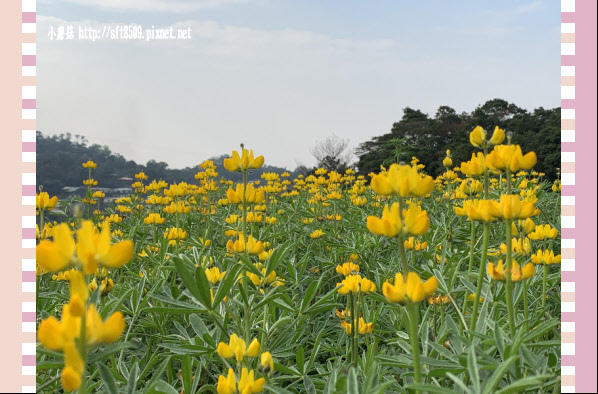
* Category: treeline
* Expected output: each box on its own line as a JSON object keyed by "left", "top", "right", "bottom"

{"left": 36, "top": 131, "right": 301, "bottom": 197}
{"left": 37, "top": 98, "right": 560, "bottom": 197}
{"left": 356, "top": 99, "right": 560, "bottom": 180}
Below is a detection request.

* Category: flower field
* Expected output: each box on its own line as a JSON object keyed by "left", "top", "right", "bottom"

{"left": 36, "top": 128, "right": 562, "bottom": 393}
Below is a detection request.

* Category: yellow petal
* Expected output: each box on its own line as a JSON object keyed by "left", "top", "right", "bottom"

{"left": 101, "top": 241, "right": 133, "bottom": 268}
{"left": 38, "top": 316, "right": 65, "bottom": 351}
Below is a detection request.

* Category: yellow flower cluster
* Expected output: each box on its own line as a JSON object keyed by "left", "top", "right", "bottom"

{"left": 382, "top": 272, "right": 438, "bottom": 304}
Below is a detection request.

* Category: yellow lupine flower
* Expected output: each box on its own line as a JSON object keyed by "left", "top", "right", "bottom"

{"left": 341, "top": 317, "right": 374, "bottom": 335}
{"left": 82, "top": 160, "right": 97, "bottom": 168}
{"left": 402, "top": 204, "right": 430, "bottom": 236}
{"left": 68, "top": 270, "right": 88, "bottom": 317}
{"left": 370, "top": 163, "right": 434, "bottom": 197}
{"left": 528, "top": 224, "right": 558, "bottom": 240}
{"left": 460, "top": 152, "right": 486, "bottom": 176}
{"left": 486, "top": 144, "right": 537, "bottom": 172}
{"left": 144, "top": 213, "right": 165, "bottom": 225}
{"left": 216, "top": 334, "right": 260, "bottom": 362}
{"left": 337, "top": 275, "right": 376, "bottom": 295}
{"left": 465, "top": 199, "right": 501, "bottom": 222}
{"left": 495, "top": 195, "right": 535, "bottom": 220}
{"left": 259, "top": 352, "right": 274, "bottom": 375}
{"left": 238, "top": 368, "right": 266, "bottom": 394}
{"left": 61, "top": 341, "right": 84, "bottom": 391}
{"left": 226, "top": 232, "right": 264, "bottom": 255}
{"left": 469, "top": 126, "right": 486, "bottom": 147}
{"left": 382, "top": 272, "right": 438, "bottom": 304}
{"left": 336, "top": 262, "right": 360, "bottom": 276}
{"left": 36, "top": 223, "right": 76, "bottom": 273}
{"left": 310, "top": 229, "right": 324, "bottom": 238}
{"left": 223, "top": 148, "right": 265, "bottom": 172}
{"left": 531, "top": 249, "right": 561, "bottom": 265}
{"left": 227, "top": 183, "right": 265, "bottom": 204}
{"left": 217, "top": 368, "right": 237, "bottom": 394}
{"left": 36, "top": 192, "right": 58, "bottom": 211}
{"left": 487, "top": 260, "right": 535, "bottom": 281}
{"left": 428, "top": 294, "right": 452, "bottom": 305}
{"left": 499, "top": 237, "right": 532, "bottom": 256}
{"left": 77, "top": 221, "right": 134, "bottom": 274}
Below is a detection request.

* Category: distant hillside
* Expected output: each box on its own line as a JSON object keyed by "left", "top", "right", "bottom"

{"left": 36, "top": 132, "right": 302, "bottom": 197}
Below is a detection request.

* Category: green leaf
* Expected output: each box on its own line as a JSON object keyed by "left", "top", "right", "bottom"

{"left": 300, "top": 279, "right": 321, "bottom": 313}
{"left": 147, "top": 380, "right": 179, "bottom": 394}
{"left": 126, "top": 359, "right": 140, "bottom": 394}
{"left": 296, "top": 345, "right": 305, "bottom": 374}
{"left": 212, "top": 263, "right": 242, "bottom": 308}
{"left": 303, "top": 375, "right": 316, "bottom": 394}
{"left": 323, "top": 367, "right": 338, "bottom": 394}
{"left": 467, "top": 346, "right": 480, "bottom": 394}
{"left": 446, "top": 372, "right": 474, "bottom": 394}
{"left": 482, "top": 355, "right": 518, "bottom": 394}
{"left": 97, "top": 363, "right": 119, "bottom": 394}
{"left": 495, "top": 374, "right": 553, "bottom": 394}
{"left": 347, "top": 366, "right": 360, "bottom": 394}
{"left": 195, "top": 265, "right": 214, "bottom": 310}
{"left": 173, "top": 257, "right": 205, "bottom": 306}
{"left": 182, "top": 355, "right": 192, "bottom": 394}
{"left": 143, "top": 356, "right": 172, "bottom": 393}
{"left": 265, "top": 240, "right": 292, "bottom": 277}
{"left": 404, "top": 383, "right": 459, "bottom": 394}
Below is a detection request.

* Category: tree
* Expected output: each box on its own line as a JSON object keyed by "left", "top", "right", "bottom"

{"left": 310, "top": 133, "right": 353, "bottom": 172}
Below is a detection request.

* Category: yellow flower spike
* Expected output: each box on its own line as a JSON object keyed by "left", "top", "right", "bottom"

{"left": 366, "top": 203, "right": 401, "bottom": 237}
{"left": 469, "top": 126, "right": 486, "bottom": 147}
{"left": 358, "top": 318, "right": 374, "bottom": 334}
{"left": 217, "top": 368, "right": 237, "bottom": 394}
{"left": 531, "top": 249, "right": 561, "bottom": 265}
{"left": 489, "top": 126, "right": 506, "bottom": 145}
{"left": 370, "top": 164, "right": 434, "bottom": 197}
{"left": 216, "top": 342, "right": 234, "bottom": 359}
{"left": 246, "top": 338, "right": 261, "bottom": 357}
{"left": 528, "top": 224, "right": 558, "bottom": 240}
{"left": 383, "top": 272, "right": 437, "bottom": 304}
{"left": 496, "top": 195, "right": 535, "bottom": 220}
{"left": 61, "top": 365, "right": 82, "bottom": 392}
{"left": 205, "top": 267, "right": 226, "bottom": 284}
{"left": 260, "top": 352, "right": 274, "bottom": 374}
{"left": 337, "top": 275, "right": 376, "bottom": 295}
{"left": 100, "top": 278, "right": 114, "bottom": 296}
{"left": 68, "top": 271, "right": 89, "bottom": 317}
{"left": 36, "top": 192, "right": 59, "bottom": 211}
{"left": 36, "top": 223, "right": 76, "bottom": 273}
{"left": 85, "top": 305, "right": 125, "bottom": 346}
{"left": 310, "top": 229, "right": 324, "bottom": 239}
{"left": 382, "top": 273, "right": 406, "bottom": 304}
{"left": 37, "top": 316, "right": 65, "bottom": 351}
{"left": 402, "top": 204, "right": 430, "bottom": 236}
{"left": 460, "top": 152, "right": 486, "bottom": 177}
{"left": 224, "top": 149, "right": 265, "bottom": 172}
{"left": 336, "top": 262, "right": 360, "bottom": 276}
{"left": 465, "top": 199, "right": 501, "bottom": 222}
{"left": 486, "top": 144, "right": 537, "bottom": 172}
{"left": 406, "top": 272, "right": 425, "bottom": 303}
{"left": 63, "top": 341, "right": 84, "bottom": 379}
{"left": 487, "top": 260, "right": 535, "bottom": 281}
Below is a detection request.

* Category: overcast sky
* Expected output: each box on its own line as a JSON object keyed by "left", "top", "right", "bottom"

{"left": 37, "top": 0, "right": 560, "bottom": 171}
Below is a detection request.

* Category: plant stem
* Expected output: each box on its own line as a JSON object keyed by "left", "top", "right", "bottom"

{"left": 407, "top": 302, "right": 422, "bottom": 393}
{"left": 470, "top": 223, "right": 489, "bottom": 332}
{"left": 460, "top": 221, "right": 476, "bottom": 334}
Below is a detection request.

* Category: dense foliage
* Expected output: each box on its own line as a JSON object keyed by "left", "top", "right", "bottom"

{"left": 356, "top": 99, "right": 560, "bottom": 180}
{"left": 36, "top": 134, "right": 561, "bottom": 393}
